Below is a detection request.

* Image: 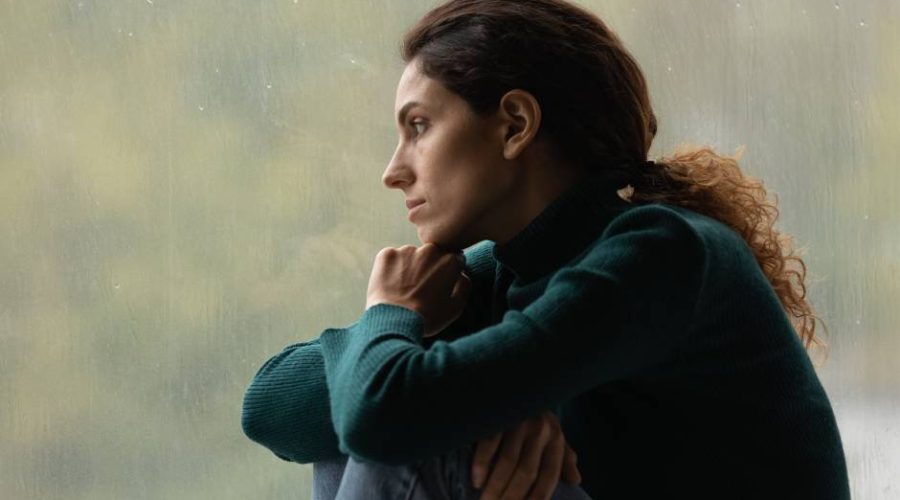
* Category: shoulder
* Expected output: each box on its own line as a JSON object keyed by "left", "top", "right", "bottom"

{"left": 562, "top": 202, "right": 753, "bottom": 292}
{"left": 597, "top": 202, "right": 746, "bottom": 259}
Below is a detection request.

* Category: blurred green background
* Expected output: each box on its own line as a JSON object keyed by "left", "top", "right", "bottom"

{"left": 1, "top": 1, "right": 897, "bottom": 498}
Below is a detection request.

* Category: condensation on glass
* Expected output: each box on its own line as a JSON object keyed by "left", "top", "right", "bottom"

{"left": 0, "top": 1, "right": 896, "bottom": 498}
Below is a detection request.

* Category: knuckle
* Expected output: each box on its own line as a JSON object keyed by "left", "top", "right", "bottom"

{"left": 536, "top": 421, "right": 552, "bottom": 441}
{"left": 546, "top": 414, "right": 560, "bottom": 430}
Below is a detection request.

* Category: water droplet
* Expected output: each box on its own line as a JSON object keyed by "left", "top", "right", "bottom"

{"left": 736, "top": 2, "right": 741, "bottom": 7}
{"left": 666, "top": 66, "right": 672, "bottom": 72}
{"left": 128, "top": 32, "right": 133, "bottom": 37}
{"left": 834, "top": 3, "right": 840, "bottom": 9}
{"left": 266, "top": 83, "right": 272, "bottom": 89}
{"left": 855, "top": 319, "right": 861, "bottom": 325}
{"left": 198, "top": 105, "right": 205, "bottom": 111}
{"left": 114, "top": 283, "right": 121, "bottom": 289}
{"left": 147, "top": 0, "right": 153, "bottom": 4}
{"left": 859, "top": 20, "right": 866, "bottom": 26}
{"left": 863, "top": 214, "right": 869, "bottom": 220}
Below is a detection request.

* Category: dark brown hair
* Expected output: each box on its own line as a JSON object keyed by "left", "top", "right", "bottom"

{"left": 401, "top": 0, "right": 826, "bottom": 353}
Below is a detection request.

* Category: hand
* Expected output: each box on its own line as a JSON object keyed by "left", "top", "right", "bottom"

{"left": 365, "top": 243, "right": 472, "bottom": 338}
{"left": 471, "top": 410, "right": 581, "bottom": 500}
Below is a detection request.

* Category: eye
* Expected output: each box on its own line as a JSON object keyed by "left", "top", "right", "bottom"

{"left": 410, "top": 119, "right": 427, "bottom": 137}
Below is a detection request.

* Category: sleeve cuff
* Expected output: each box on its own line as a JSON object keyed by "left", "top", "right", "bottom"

{"left": 354, "top": 303, "right": 426, "bottom": 343}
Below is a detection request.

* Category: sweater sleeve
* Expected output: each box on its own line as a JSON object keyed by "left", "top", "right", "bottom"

{"left": 319, "top": 205, "right": 707, "bottom": 464}
{"left": 239, "top": 241, "right": 497, "bottom": 464}
{"left": 241, "top": 338, "right": 343, "bottom": 463}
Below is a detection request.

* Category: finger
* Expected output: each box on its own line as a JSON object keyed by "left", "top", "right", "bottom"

{"left": 451, "top": 272, "right": 472, "bottom": 305}
{"left": 500, "top": 421, "right": 552, "bottom": 500}
{"left": 561, "top": 443, "right": 581, "bottom": 484}
{"left": 526, "top": 433, "right": 565, "bottom": 500}
{"left": 472, "top": 433, "right": 503, "bottom": 489}
{"left": 479, "top": 424, "right": 528, "bottom": 500}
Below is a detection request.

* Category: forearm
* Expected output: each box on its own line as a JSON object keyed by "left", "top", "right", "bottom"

{"left": 242, "top": 240, "right": 497, "bottom": 464}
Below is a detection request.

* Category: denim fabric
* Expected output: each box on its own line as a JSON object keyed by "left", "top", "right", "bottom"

{"left": 312, "top": 443, "right": 592, "bottom": 500}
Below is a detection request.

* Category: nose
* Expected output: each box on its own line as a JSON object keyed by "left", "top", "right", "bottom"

{"left": 382, "top": 145, "right": 411, "bottom": 189}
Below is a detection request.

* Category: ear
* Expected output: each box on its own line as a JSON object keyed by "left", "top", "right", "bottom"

{"left": 496, "top": 89, "right": 542, "bottom": 161}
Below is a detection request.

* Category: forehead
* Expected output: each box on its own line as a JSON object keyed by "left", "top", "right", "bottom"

{"left": 394, "top": 61, "right": 446, "bottom": 113}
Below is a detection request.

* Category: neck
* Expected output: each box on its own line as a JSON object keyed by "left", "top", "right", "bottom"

{"left": 489, "top": 166, "right": 589, "bottom": 245}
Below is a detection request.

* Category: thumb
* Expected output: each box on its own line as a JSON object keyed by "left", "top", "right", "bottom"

{"left": 450, "top": 271, "right": 472, "bottom": 307}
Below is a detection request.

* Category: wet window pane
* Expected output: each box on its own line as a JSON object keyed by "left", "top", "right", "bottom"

{"left": 1, "top": 1, "right": 896, "bottom": 498}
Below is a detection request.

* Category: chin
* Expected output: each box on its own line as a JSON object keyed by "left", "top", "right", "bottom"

{"left": 418, "top": 225, "right": 474, "bottom": 252}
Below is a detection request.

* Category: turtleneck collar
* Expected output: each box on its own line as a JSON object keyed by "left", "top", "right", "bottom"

{"left": 491, "top": 172, "right": 632, "bottom": 283}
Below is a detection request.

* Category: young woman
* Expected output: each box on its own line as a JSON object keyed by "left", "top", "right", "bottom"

{"left": 242, "top": 1, "right": 850, "bottom": 498}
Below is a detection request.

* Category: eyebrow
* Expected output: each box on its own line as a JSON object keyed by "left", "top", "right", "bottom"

{"left": 396, "top": 101, "right": 422, "bottom": 126}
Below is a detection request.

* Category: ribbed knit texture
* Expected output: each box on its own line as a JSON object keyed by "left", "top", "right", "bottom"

{"left": 242, "top": 173, "right": 850, "bottom": 499}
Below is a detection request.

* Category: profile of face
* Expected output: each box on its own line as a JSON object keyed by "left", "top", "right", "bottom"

{"left": 382, "top": 58, "right": 552, "bottom": 251}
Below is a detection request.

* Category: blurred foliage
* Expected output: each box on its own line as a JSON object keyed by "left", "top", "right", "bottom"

{"left": 0, "top": 1, "right": 897, "bottom": 499}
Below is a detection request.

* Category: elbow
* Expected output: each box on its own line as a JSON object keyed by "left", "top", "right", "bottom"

{"left": 241, "top": 387, "right": 310, "bottom": 464}
{"left": 240, "top": 393, "right": 268, "bottom": 447}
{"left": 240, "top": 388, "right": 287, "bottom": 458}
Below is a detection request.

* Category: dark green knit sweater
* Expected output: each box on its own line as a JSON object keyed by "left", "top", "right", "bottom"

{"left": 242, "top": 174, "right": 850, "bottom": 498}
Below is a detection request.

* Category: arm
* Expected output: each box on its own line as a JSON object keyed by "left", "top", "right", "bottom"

{"left": 241, "top": 338, "right": 342, "bottom": 463}
{"left": 240, "top": 241, "right": 497, "bottom": 464}
{"left": 319, "top": 205, "right": 707, "bottom": 464}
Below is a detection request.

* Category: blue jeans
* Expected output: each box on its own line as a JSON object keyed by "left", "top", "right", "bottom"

{"left": 312, "top": 443, "right": 593, "bottom": 500}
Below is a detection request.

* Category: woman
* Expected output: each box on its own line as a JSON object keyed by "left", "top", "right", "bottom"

{"left": 241, "top": 0, "right": 850, "bottom": 498}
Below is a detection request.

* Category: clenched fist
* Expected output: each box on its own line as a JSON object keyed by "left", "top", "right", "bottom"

{"left": 365, "top": 243, "right": 472, "bottom": 338}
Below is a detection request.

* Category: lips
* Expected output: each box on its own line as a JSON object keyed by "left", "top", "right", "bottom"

{"left": 406, "top": 199, "right": 426, "bottom": 209}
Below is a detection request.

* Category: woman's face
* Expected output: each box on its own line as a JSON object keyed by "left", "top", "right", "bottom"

{"left": 382, "top": 59, "right": 518, "bottom": 251}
